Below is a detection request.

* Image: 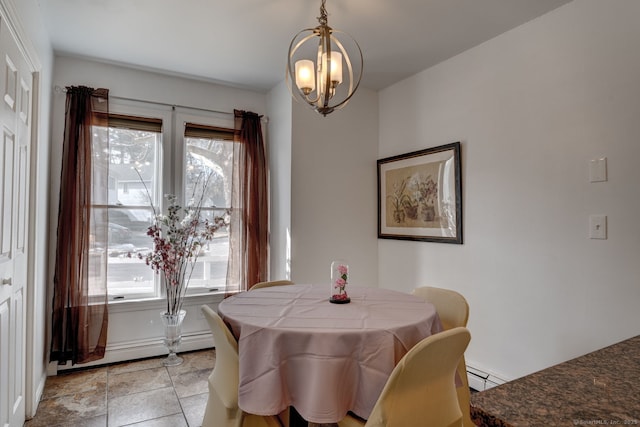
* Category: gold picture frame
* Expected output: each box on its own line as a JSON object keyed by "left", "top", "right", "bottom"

{"left": 377, "top": 142, "right": 462, "bottom": 244}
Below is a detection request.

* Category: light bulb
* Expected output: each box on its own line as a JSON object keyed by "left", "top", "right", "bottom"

{"left": 295, "top": 60, "right": 315, "bottom": 94}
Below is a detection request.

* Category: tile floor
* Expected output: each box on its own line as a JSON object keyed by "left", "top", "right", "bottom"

{"left": 26, "top": 348, "right": 477, "bottom": 427}
{"left": 25, "top": 349, "right": 215, "bottom": 427}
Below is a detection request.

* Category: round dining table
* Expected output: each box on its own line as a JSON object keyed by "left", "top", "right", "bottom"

{"left": 217, "top": 283, "right": 442, "bottom": 424}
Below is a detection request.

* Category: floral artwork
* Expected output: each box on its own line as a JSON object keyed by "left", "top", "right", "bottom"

{"left": 377, "top": 142, "right": 462, "bottom": 244}
{"left": 386, "top": 166, "right": 441, "bottom": 226}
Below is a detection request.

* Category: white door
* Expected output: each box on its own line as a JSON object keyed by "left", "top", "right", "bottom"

{"left": 0, "top": 14, "right": 31, "bottom": 427}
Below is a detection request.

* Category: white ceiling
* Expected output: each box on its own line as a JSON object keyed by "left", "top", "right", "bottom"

{"left": 37, "top": 0, "right": 572, "bottom": 92}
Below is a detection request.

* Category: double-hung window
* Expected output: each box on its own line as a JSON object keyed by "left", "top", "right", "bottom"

{"left": 181, "top": 122, "right": 234, "bottom": 295}
{"left": 96, "top": 102, "right": 235, "bottom": 301}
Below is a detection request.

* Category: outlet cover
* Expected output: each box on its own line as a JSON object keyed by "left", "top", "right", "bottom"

{"left": 589, "top": 215, "right": 607, "bottom": 239}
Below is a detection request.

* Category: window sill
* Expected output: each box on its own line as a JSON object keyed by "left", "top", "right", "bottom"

{"left": 107, "top": 291, "right": 227, "bottom": 314}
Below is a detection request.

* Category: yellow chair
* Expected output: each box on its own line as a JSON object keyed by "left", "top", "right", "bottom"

{"left": 250, "top": 280, "right": 294, "bottom": 290}
{"left": 201, "top": 305, "right": 284, "bottom": 427}
{"left": 411, "top": 286, "right": 473, "bottom": 427}
{"left": 338, "top": 327, "right": 471, "bottom": 427}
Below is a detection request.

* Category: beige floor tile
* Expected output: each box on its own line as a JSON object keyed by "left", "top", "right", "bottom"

{"left": 108, "top": 366, "right": 173, "bottom": 399}
{"left": 170, "top": 368, "right": 210, "bottom": 398}
{"left": 70, "top": 415, "right": 108, "bottom": 427}
{"left": 125, "top": 413, "right": 188, "bottom": 427}
{"left": 107, "top": 386, "right": 182, "bottom": 427}
{"left": 166, "top": 349, "right": 215, "bottom": 376}
{"left": 108, "top": 357, "right": 165, "bottom": 375}
{"left": 42, "top": 367, "right": 108, "bottom": 400}
{"left": 27, "top": 414, "right": 109, "bottom": 427}
{"left": 29, "top": 350, "right": 215, "bottom": 427}
{"left": 179, "top": 392, "right": 208, "bottom": 427}
{"left": 25, "top": 390, "right": 106, "bottom": 427}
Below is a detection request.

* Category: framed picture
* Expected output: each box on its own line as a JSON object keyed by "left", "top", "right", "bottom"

{"left": 377, "top": 142, "right": 462, "bottom": 244}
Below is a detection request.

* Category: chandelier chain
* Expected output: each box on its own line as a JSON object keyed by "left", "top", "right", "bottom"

{"left": 318, "top": 0, "right": 328, "bottom": 26}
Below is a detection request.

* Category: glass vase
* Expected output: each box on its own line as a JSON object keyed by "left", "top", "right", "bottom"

{"left": 160, "top": 309, "right": 186, "bottom": 366}
{"left": 330, "top": 260, "right": 350, "bottom": 304}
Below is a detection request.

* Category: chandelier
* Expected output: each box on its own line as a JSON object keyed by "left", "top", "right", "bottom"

{"left": 286, "top": 0, "right": 363, "bottom": 116}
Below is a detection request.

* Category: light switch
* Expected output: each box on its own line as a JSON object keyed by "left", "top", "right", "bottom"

{"left": 589, "top": 157, "right": 607, "bottom": 182}
{"left": 589, "top": 215, "right": 607, "bottom": 239}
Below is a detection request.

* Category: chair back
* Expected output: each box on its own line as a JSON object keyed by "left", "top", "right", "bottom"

{"left": 201, "top": 305, "right": 285, "bottom": 427}
{"left": 250, "top": 280, "right": 294, "bottom": 290}
{"left": 366, "top": 327, "right": 471, "bottom": 427}
{"left": 201, "top": 305, "right": 242, "bottom": 427}
{"left": 411, "top": 286, "right": 473, "bottom": 427}
{"left": 412, "top": 286, "right": 469, "bottom": 330}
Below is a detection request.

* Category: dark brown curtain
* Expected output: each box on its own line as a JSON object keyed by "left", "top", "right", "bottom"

{"left": 50, "top": 86, "right": 109, "bottom": 365}
{"left": 226, "top": 110, "right": 269, "bottom": 292}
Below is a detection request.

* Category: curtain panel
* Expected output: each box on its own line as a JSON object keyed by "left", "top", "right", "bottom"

{"left": 50, "top": 86, "right": 109, "bottom": 365}
{"left": 227, "top": 110, "right": 269, "bottom": 292}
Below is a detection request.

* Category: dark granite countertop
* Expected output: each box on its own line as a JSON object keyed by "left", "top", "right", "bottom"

{"left": 470, "top": 335, "right": 640, "bottom": 427}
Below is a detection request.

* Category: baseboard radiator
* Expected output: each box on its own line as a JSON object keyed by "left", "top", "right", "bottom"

{"left": 50, "top": 332, "right": 214, "bottom": 374}
{"left": 466, "top": 365, "right": 506, "bottom": 392}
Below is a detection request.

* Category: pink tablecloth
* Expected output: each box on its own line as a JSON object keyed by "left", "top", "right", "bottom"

{"left": 217, "top": 284, "right": 442, "bottom": 423}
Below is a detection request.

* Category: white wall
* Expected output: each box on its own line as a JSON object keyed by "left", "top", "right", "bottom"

{"left": 48, "top": 56, "right": 269, "bottom": 368}
{"left": 378, "top": 0, "right": 640, "bottom": 382}
{"left": 6, "top": 0, "right": 54, "bottom": 416}
{"left": 290, "top": 89, "right": 379, "bottom": 287}
{"left": 266, "top": 81, "right": 293, "bottom": 280}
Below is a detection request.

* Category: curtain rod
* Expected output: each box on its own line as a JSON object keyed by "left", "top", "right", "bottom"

{"left": 53, "top": 85, "right": 268, "bottom": 122}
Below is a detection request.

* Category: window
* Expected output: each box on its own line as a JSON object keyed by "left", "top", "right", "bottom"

{"left": 96, "top": 113, "right": 162, "bottom": 299}
{"left": 94, "top": 103, "right": 235, "bottom": 301}
{"left": 182, "top": 123, "right": 234, "bottom": 294}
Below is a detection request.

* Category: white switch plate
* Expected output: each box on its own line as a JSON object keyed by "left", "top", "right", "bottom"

{"left": 589, "top": 157, "right": 607, "bottom": 182}
{"left": 589, "top": 215, "right": 607, "bottom": 239}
